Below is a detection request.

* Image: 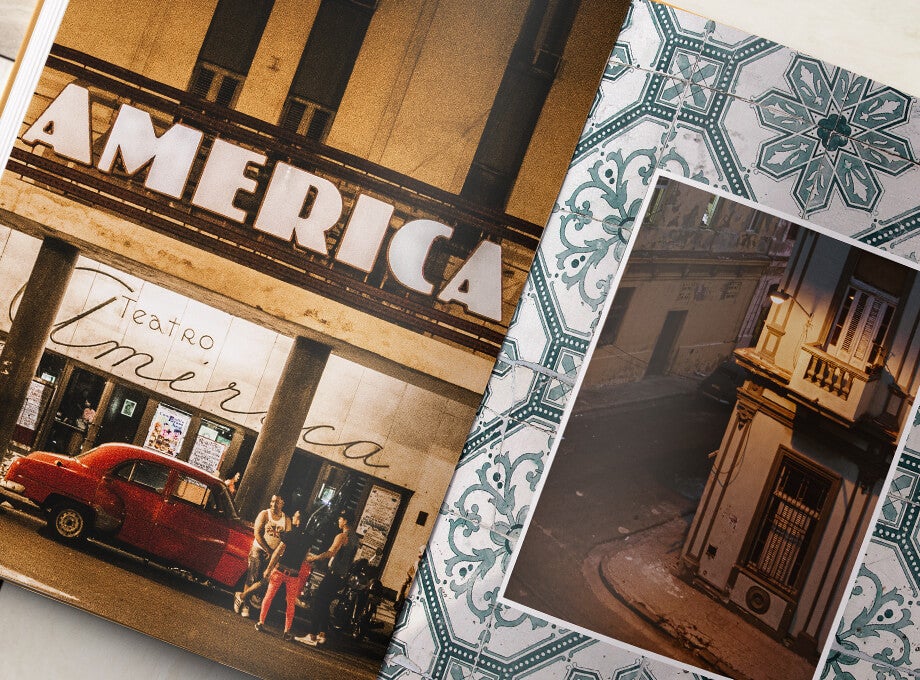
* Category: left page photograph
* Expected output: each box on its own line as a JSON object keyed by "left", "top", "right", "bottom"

{"left": 0, "top": 1, "right": 623, "bottom": 679}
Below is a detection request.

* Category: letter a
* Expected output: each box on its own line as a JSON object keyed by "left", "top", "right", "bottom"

{"left": 438, "top": 240, "right": 503, "bottom": 322}
{"left": 22, "top": 83, "right": 92, "bottom": 165}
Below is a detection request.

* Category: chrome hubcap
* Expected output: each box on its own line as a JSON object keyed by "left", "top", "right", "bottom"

{"left": 56, "top": 509, "right": 83, "bottom": 537}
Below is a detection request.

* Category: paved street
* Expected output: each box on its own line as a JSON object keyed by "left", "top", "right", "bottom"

{"left": 0, "top": 504, "right": 387, "bottom": 680}
{"left": 504, "top": 390, "right": 732, "bottom": 671}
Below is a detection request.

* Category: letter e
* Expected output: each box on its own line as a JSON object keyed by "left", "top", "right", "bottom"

{"left": 192, "top": 139, "right": 266, "bottom": 222}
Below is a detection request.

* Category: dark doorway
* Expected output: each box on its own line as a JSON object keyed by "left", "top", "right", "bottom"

{"left": 646, "top": 310, "right": 687, "bottom": 376}
{"left": 42, "top": 367, "right": 106, "bottom": 455}
{"left": 279, "top": 451, "right": 325, "bottom": 514}
{"left": 95, "top": 384, "right": 149, "bottom": 446}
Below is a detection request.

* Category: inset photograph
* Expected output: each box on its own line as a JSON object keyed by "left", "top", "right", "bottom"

{"left": 504, "top": 175, "right": 920, "bottom": 680}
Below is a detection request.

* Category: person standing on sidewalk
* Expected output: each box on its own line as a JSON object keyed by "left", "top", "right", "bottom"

{"left": 254, "top": 509, "right": 314, "bottom": 641}
{"left": 295, "top": 512, "right": 359, "bottom": 646}
{"left": 235, "top": 494, "right": 289, "bottom": 618}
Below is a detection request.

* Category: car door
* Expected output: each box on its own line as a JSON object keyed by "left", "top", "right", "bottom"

{"left": 101, "top": 460, "right": 171, "bottom": 552}
{"left": 151, "top": 472, "right": 229, "bottom": 577}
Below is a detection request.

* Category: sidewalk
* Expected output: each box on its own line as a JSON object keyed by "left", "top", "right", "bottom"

{"left": 574, "top": 374, "right": 701, "bottom": 415}
{"left": 595, "top": 517, "right": 815, "bottom": 680}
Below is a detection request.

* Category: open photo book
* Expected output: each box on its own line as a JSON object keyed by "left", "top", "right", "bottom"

{"left": 1, "top": 2, "right": 920, "bottom": 680}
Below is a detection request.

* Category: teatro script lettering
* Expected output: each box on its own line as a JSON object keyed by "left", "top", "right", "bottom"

{"left": 9, "top": 266, "right": 389, "bottom": 468}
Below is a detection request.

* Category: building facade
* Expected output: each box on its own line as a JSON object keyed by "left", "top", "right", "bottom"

{"left": 0, "top": 0, "right": 618, "bottom": 592}
{"left": 585, "top": 179, "right": 794, "bottom": 389}
{"left": 682, "top": 229, "right": 920, "bottom": 657}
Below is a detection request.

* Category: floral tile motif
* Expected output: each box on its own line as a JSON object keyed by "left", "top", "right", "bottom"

{"left": 542, "top": 146, "right": 663, "bottom": 332}
{"left": 804, "top": 148, "right": 920, "bottom": 243}
{"left": 660, "top": 86, "right": 814, "bottom": 218}
{"left": 430, "top": 509, "right": 515, "bottom": 643}
{"left": 823, "top": 544, "right": 919, "bottom": 678}
{"left": 821, "top": 651, "right": 914, "bottom": 680}
{"left": 384, "top": 508, "right": 503, "bottom": 677}
{"left": 757, "top": 57, "right": 916, "bottom": 218}
{"left": 439, "top": 409, "right": 507, "bottom": 521}
{"left": 566, "top": 90, "right": 674, "bottom": 225}
{"left": 607, "top": 1, "right": 708, "bottom": 75}
{"left": 443, "top": 416, "right": 554, "bottom": 542}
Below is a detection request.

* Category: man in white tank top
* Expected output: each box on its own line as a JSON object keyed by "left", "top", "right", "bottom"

{"left": 234, "top": 494, "right": 290, "bottom": 618}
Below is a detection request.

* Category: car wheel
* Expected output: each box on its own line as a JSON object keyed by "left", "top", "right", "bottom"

{"left": 49, "top": 503, "right": 89, "bottom": 542}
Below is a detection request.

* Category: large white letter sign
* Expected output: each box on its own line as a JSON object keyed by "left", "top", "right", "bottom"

{"left": 22, "top": 84, "right": 92, "bottom": 165}
{"left": 336, "top": 195, "right": 394, "bottom": 272}
{"left": 253, "top": 163, "right": 343, "bottom": 254}
{"left": 97, "top": 105, "right": 203, "bottom": 199}
{"left": 192, "top": 139, "right": 266, "bottom": 222}
{"left": 438, "top": 240, "right": 503, "bottom": 321}
{"left": 387, "top": 219, "right": 453, "bottom": 295}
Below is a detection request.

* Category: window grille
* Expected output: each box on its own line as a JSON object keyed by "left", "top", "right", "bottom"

{"left": 748, "top": 457, "right": 831, "bottom": 591}
{"left": 189, "top": 63, "right": 243, "bottom": 108}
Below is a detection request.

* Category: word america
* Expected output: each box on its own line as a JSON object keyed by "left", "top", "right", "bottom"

{"left": 23, "top": 84, "right": 502, "bottom": 321}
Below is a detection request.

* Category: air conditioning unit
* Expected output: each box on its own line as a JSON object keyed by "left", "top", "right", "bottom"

{"left": 729, "top": 570, "right": 793, "bottom": 635}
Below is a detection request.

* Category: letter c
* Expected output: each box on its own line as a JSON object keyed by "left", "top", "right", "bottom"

{"left": 387, "top": 219, "right": 453, "bottom": 295}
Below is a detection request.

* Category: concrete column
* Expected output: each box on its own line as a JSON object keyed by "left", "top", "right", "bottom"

{"left": 234, "top": 335, "right": 331, "bottom": 519}
{"left": 0, "top": 237, "right": 79, "bottom": 457}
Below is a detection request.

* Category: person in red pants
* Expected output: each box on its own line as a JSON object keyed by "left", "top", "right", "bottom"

{"left": 255, "top": 509, "right": 314, "bottom": 641}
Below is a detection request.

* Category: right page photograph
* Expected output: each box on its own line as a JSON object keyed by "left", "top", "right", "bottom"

{"left": 504, "top": 173, "right": 920, "bottom": 680}
{"left": 389, "top": 1, "right": 920, "bottom": 680}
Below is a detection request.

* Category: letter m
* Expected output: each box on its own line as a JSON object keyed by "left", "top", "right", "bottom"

{"left": 94, "top": 340, "right": 155, "bottom": 373}
{"left": 97, "top": 104, "right": 203, "bottom": 199}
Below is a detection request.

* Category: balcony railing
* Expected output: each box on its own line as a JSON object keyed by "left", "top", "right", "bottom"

{"left": 803, "top": 351, "right": 857, "bottom": 398}
{"left": 793, "top": 345, "right": 880, "bottom": 422}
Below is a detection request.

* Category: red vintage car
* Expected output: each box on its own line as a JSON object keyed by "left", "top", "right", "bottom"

{"left": 1, "top": 443, "right": 252, "bottom": 588}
